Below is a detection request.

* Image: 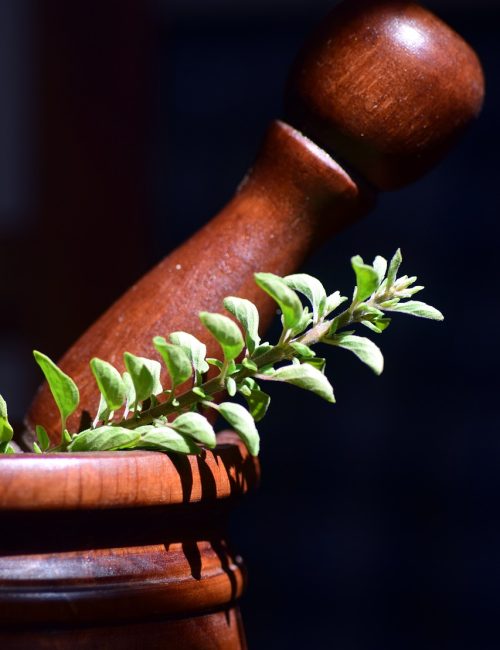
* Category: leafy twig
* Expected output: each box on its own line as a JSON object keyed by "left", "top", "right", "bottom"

{"left": 0, "top": 249, "right": 443, "bottom": 457}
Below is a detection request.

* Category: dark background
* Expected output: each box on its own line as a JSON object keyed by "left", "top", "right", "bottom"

{"left": 0, "top": 1, "right": 498, "bottom": 648}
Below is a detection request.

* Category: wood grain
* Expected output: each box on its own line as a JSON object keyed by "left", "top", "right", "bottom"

{"left": 0, "top": 433, "right": 255, "bottom": 648}
{"left": 0, "top": 432, "right": 258, "bottom": 510}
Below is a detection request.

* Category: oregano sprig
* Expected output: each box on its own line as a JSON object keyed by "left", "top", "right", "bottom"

{"left": 1, "top": 249, "right": 443, "bottom": 457}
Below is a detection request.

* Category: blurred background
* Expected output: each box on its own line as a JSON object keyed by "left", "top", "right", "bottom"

{"left": 0, "top": 0, "right": 498, "bottom": 647}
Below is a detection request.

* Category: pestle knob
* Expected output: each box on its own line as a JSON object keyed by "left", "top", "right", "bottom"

{"left": 285, "top": 0, "right": 484, "bottom": 189}
{"left": 26, "top": 0, "right": 484, "bottom": 441}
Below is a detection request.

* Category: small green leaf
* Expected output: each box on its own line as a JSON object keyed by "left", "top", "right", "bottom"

{"left": 135, "top": 426, "right": 201, "bottom": 454}
{"left": 122, "top": 372, "right": 136, "bottom": 412}
{"left": 242, "top": 358, "right": 258, "bottom": 372}
{"left": 95, "top": 393, "right": 111, "bottom": 424}
{"left": 223, "top": 296, "right": 260, "bottom": 355}
{"left": 218, "top": 402, "right": 260, "bottom": 456}
{"left": 384, "top": 300, "right": 444, "bottom": 320}
{"left": 361, "top": 318, "right": 391, "bottom": 334}
{"left": 199, "top": 312, "right": 244, "bottom": 361}
{"left": 290, "top": 342, "right": 316, "bottom": 358}
{"left": 254, "top": 272, "right": 303, "bottom": 331}
{"left": 373, "top": 255, "right": 388, "bottom": 284}
{"left": 266, "top": 363, "right": 335, "bottom": 403}
{"left": 33, "top": 442, "right": 42, "bottom": 454}
{"left": 33, "top": 351, "right": 79, "bottom": 434}
{"left": 0, "top": 441, "right": 14, "bottom": 454}
{"left": 68, "top": 426, "right": 141, "bottom": 452}
{"left": 123, "top": 353, "right": 162, "bottom": 405}
{"left": 244, "top": 388, "right": 271, "bottom": 422}
{"left": 0, "top": 394, "right": 13, "bottom": 443}
{"left": 304, "top": 357, "right": 327, "bottom": 373}
{"left": 226, "top": 376, "right": 237, "bottom": 397}
{"left": 206, "top": 358, "right": 224, "bottom": 369}
{"left": 284, "top": 273, "right": 327, "bottom": 323}
{"left": 386, "top": 248, "right": 402, "bottom": 287}
{"left": 169, "top": 412, "right": 216, "bottom": 448}
{"left": 35, "top": 424, "right": 50, "bottom": 452}
{"left": 170, "top": 331, "right": 209, "bottom": 375}
{"left": 290, "top": 307, "right": 313, "bottom": 336}
{"left": 326, "top": 334, "right": 384, "bottom": 375}
{"left": 153, "top": 336, "right": 193, "bottom": 387}
{"left": 351, "top": 256, "right": 380, "bottom": 302}
{"left": 324, "top": 291, "right": 348, "bottom": 316}
{"left": 90, "top": 358, "right": 127, "bottom": 412}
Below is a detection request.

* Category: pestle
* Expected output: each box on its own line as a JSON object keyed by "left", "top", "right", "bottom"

{"left": 26, "top": 0, "right": 484, "bottom": 441}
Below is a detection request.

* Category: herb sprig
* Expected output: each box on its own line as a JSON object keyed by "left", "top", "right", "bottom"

{"left": 0, "top": 250, "right": 443, "bottom": 456}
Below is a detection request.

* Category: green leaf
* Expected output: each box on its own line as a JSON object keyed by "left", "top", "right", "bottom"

{"left": 135, "top": 426, "right": 201, "bottom": 454}
{"left": 361, "top": 318, "right": 391, "bottom": 334}
{"left": 386, "top": 248, "right": 402, "bottom": 287}
{"left": 326, "top": 334, "right": 384, "bottom": 375}
{"left": 33, "top": 442, "right": 42, "bottom": 454}
{"left": 373, "top": 255, "right": 388, "bottom": 284}
{"left": 351, "top": 256, "right": 380, "bottom": 302}
{"left": 242, "top": 358, "right": 258, "bottom": 372}
{"left": 290, "top": 342, "right": 316, "bottom": 358}
{"left": 266, "top": 363, "right": 335, "bottom": 403}
{"left": 169, "top": 331, "right": 209, "bottom": 375}
{"left": 384, "top": 300, "right": 444, "bottom": 320}
{"left": 153, "top": 336, "right": 193, "bottom": 387}
{"left": 254, "top": 272, "right": 303, "bottom": 331}
{"left": 35, "top": 424, "right": 50, "bottom": 452}
{"left": 226, "top": 376, "right": 237, "bottom": 397}
{"left": 0, "top": 441, "right": 14, "bottom": 454}
{"left": 95, "top": 393, "right": 111, "bottom": 424}
{"left": 68, "top": 426, "right": 141, "bottom": 452}
{"left": 0, "top": 394, "right": 13, "bottom": 443}
{"left": 304, "top": 357, "right": 327, "bottom": 373}
{"left": 218, "top": 402, "right": 260, "bottom": 456}
{"left": 90, "top": 358, "right": 127, "bottom": 411}
{"left": 199, "top": 312, "right": 244, "bottom": 361}
{"left": 223, "top": 296, "right": 260, "bottom": 355}
{"left": 169, "top": 412, "right": 216, "bottom": 448}
{"left": 284, "top": 273, "right": 327, "bottom": 323}
{"left": 244, "top": 388, "right": 271, "bottom": 422}
{"left": 33, "top": 351, "right": 79, "bottom": 433}
{"left": 290, "top": 308, "right": 313, "bottom": 337}
{"left": 123, "top": 353, "right": 162, "bottom": 405}
{"left": 324, "top": 291, "right": 348, "bottom": 316}
{"left": 122, "top": 372, "right": 136, "bottom": 412}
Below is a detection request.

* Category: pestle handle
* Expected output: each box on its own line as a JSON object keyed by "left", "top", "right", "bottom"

{"left": 26, "top": 0, "right": 484, "bottom": 440}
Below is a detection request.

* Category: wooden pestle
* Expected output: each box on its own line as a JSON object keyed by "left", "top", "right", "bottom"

{"left": 27, "top": 0, "right": 484, "bottom": 441}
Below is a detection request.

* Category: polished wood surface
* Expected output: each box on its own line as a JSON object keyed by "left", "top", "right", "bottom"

{"left": 0, "top": 432, "right": 258, "bottom": 510}
{"left": 0, "top": 432, "right": 255, "bottom": 649}
{"left": 285, "top": 0, "right": 484, "bottom": 189}
{"left": 26, "top": 0, "right": 484, "bottom": 442}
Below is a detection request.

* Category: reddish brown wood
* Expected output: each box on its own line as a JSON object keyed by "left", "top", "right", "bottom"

{"left": 285, "top": 0, "right": 484, "bottom": 190}
{"left": 0, "top": 432, "right": 255, "bottom": 649}
{"left": 26, "top": 0, "right": 484, "bottom": 442}
{"left": 0, "top": 432, "right": 258, "bottom": 510}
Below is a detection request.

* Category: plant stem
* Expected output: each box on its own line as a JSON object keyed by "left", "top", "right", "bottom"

{"left": 114, "top": 286, "right": 395, "bottom": 431}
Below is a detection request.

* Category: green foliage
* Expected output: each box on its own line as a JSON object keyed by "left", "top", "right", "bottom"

{"left": 33, "top": 351, "right": 79, "bottom": 440}
{"left": 267, "top": 363, "right": 335, "bottom": 403}
{"left": 2, "top": 249, "right": 443, "bottom": 458}
{"left": 123, "top": 353, "right": 162, "bottom": 407}
{"left": 90, "top": 358, "right": 127, "bottom": 412}
{"left": 199, "top": 312, "right": 244, "bottom": 361}
{"left": 223, "top": 296, "right": 260, "bottom": 354}
{"left": 254, "top": 272, "right": 303, "bottom": 331}
{"left": 325, "top": 334, "right": 384, "bottom": 375}
{"left": 153, "top": 337, "right": 192, "bottom": 388}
